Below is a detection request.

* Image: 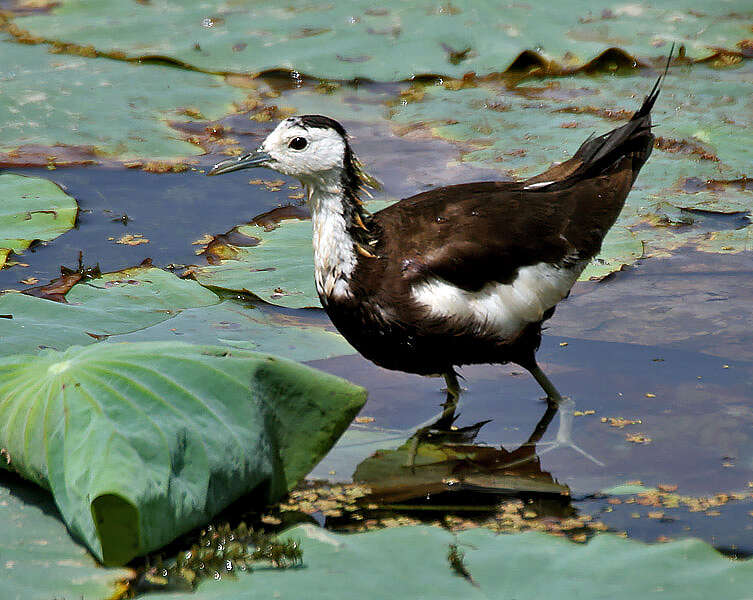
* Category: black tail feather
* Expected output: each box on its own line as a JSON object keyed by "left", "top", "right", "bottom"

{"left": 570, "top": 43, "right": 674, "bottom": 181}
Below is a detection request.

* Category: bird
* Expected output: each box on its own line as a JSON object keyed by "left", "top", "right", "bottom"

{"left": 208, "top": 56, "right": 670, "bottom": 443}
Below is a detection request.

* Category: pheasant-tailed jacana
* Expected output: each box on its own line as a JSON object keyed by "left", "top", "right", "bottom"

{"left": 209, "top": 61, "right": 669, "bottom": 446}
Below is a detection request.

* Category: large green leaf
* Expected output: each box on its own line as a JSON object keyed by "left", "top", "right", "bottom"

{"left": 0, "top": 342, "right": 366, "bottom": 565}
{"left": 0, "top": 173, "right": 77, "bottom": 269}
{"left": 0, "top": 39, "right": 246, "bottom": 160}
{"left": 9, "top": 0, "right": 753, "bottom": 80}
{"left": 138, "top": 524, "right": 753, "bottom": 599}
{"left": 0, "top": 476, "right": 131, "bottom": 600}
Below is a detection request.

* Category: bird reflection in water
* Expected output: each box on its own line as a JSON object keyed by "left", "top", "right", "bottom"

{"left": 350, "top": 399, "right": 596, "bottom": 520}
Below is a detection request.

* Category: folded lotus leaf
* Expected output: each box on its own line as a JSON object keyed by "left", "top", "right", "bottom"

{"left": 0, "top": 342, "right": 366, "bottom": 565}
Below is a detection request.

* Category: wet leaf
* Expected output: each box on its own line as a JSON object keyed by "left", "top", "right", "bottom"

{"left": 0, "top": 342, "right": 366, "bottom": 565}
{"left": 1, "top": 265, "right": 356, "bottom": 363}
{"left": 0, "top": 173, "right": 77, "bottom": 269}
{"left": 190, "top": 216, "right": 319, "bottom": 308}
{"left": 135, "top": 523, "right": 753, "bottom": 599}
{"left": 0, "top": 266, "right": 220, "bottom": 356}
{"left": 110, "top": 299, "right": 357, "bottom": 363}
{"left": 0, "top": 39, "right": 246, "bottom": 161}
{"left": 0, "top": 476, "right": 132, "bottom": 600}
{"left": 190, "top": 201, "right": 392, "bottom": 308}
{"left": 8, "top": 1, "right": 753, "bottom": 80}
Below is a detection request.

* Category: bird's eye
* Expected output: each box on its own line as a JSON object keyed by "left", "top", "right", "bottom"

{"left": 288, "top": 137, "right": 308, "bottom": 150}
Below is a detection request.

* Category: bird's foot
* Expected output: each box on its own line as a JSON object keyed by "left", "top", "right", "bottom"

{"left": 535, "top": 397, "right": 605, "bottom": 466}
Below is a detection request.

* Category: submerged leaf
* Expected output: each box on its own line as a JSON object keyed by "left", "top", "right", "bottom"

{"left": 0, "top": 342, "right": 366, "bottom": 565}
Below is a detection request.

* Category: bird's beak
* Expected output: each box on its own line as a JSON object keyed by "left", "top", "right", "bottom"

{"left": 206, "top": 150, "right": 272, "bottom": 176}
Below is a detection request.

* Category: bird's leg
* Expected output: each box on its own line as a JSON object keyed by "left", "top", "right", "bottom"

{"left": 525, "top": 362, "right": 604, "bottom": 466}
{"left": 405, "top": 371, "right": 461, "bottom": 467}
{"left": 434, "top": 370, "right": 461, "bottom": 430}
{"left": 528, "top": 363, "right": 564, "bottom": 404}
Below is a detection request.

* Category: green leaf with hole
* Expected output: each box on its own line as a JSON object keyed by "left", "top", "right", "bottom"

{"left": 0, "top": 39, "right": 246, "bottom": 160}
{"left": 137, "top": 524, "right": 753, "bottom": 599}
{"left": 0, "top": 476, "right": 132, "bottom": 600}
{"left": 0, "top": 342, "right": 366, "bottom": 565}
{"left": 10, "top": 0, "right": 753, "bottom": 80}
{"left": 0, "top": 173, "right": 78, "bottom": 269}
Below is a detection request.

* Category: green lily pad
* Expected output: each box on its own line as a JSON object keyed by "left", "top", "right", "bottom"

{"left": 192, "top": 217, "right": 320, "bottom": 309}
{"left": 137, "top": 524, "right": 753, "bottom": 599}
{"left": 0, "top": 173, "right": 77, "bottom": 269}
{"left": 580, "top": 227, "right": 644, "bottom": 280}
{"left": 0, "top": 342, "right": 366, "bottom": 565}
{"left": 0, "top": 266, "right": 220, "bottom": 356}
{"left": 0, "top": 39, "right": 246, "bottom": 160}
{"left": 0, "top": 266, "right": 355, "bottom": 362}
{"left": 191, "top": 201, "right": 393, "bottom": 308}
{"left": 0, "top": 476, "right": 132, "bottom": 600}
{"left": 111, "top": 299, "right": 356, "bottom": 362}
{"left": 9, "top": 0, "right": 753, "bottom": 80}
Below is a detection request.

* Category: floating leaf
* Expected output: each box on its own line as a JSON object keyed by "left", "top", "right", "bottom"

{"left": 0, "top": 266, "right": 220, "bottom": 356}
{"left": 190, "top": 201, "right": 392, "bottom": 308}
{"left": 135, "top": 524, "right": 753, "bottom": 599}
{"left": 0, "top": 266, "right": 355, "bottom": 362}
{"left": 0, "top": 476, "right": 132, "bottom": 600}
{"left": 191, "top": 217, "right": 320, "bottom": 308}
{"left": 0, "top": 342, "right": 366, "bottom": 565}
{"left": 8, "top": 0, "right": 753, "bottom": 80}
{"left": 579, "top": 227, "right": 644, "bottom": 281}
{"left": 111, "top": 299, "right": 357, "bottom": 363}
{"left": 0, "top": 39, "right": 246, "bottom": 161}
{"left": 0, "top": 173, "right": 77, "bottom": 269}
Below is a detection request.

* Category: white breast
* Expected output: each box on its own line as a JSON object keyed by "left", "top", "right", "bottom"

{"left": 411, "top": 261, "right": 586, "bottom": 341}
{"left": 309, "top": 187, "right": 356, "bottom": 300}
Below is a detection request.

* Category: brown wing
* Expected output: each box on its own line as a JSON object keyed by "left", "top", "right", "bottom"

{"left": 369, "top": 164, "right": 633, "bottom": 292}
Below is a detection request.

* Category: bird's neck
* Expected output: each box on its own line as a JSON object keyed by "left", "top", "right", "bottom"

{"left": 306, "top": 177, "right": 375, "bottom": 303}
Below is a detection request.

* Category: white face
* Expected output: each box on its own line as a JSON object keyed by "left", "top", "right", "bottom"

{"left": 260, "top": 118, "right": 346, "bottom": 184}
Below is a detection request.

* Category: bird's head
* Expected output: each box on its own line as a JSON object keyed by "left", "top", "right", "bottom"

{"left": 208, "top": 115, "right": 375, "bottom": 195}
